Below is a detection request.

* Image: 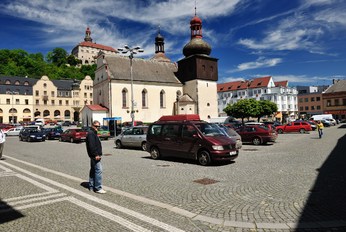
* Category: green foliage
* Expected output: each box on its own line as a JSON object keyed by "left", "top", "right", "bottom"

{"left": 0, "top": 48, "right": 94, "bottom": 80}
{"left": 224, "top": 99, "right": 277, "bottom": 123}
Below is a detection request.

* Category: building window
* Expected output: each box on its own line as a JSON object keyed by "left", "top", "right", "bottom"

{"left": 160, "top": 90, "right": 165, "bottom": 108}
{"left": 316, "top": 97, "right": 321, "bottom": 101}
{"left": 43, "top": 83, "right": 47, "bottom": 88}
{"left": 335, "top": 99, "right": 340, "bottom": 106}
{"left": 142, "top": 89, "right": 148, "bottom": 108}
{"left": 51, "top": 91, "right": 55, "bottom": 97}
{"left": 90, "top": 93, "right": 93, "bottom": 98}
{"left": 52, "top": 100, "right": 55, "bottom": 105}
{"left": 24, "top": 81, "right": 29, "bottom": 86}
{"left": 122, "top": 88, "right": 128, "bottom": 108}
{"left": 327, "top": 100, "right": 331, "bottom": 106}
{"left": 304, "top": 98, "right": 308, "bottom": 102}
{"left": 299, "top": 106, "right": 303, "bottom": 111}
{"left": 311, "top": 106, "right": 315, "bottom": 110}
{"left": 311, "top": 97, "right": 315, "bottom": 102}
{"left": 44, "top": 100, "right": 47, "bottom": 105}
{"left": 16, "top": 99, "right": 19, "bottom": 104}
{"left": 317, "top": 105, "right": 321, "bottom": 110}
{"left": 36, "top": 90, "right": 39, "bottom": 96}
{"left": 84, "top": 93, "right": 87, "bottom": 98}
{"left": 6, "top": 99, "right": 10, "bottom": 104}
{"left": 25, "top": 99, "right": 29, "bottom": 105}
{"left": 44, "top": 91, "right": 47, "bottom": 96}
{"left": 59, "top": 100, "right": 62, "bottom": 106}
{"left": 66, "top": 100, "right": 69, "bottom": 105}
{"left": 36, "top": 100, "right": 39, "bottom": 105}
{"left": 305, "top": 106, "right": 309, "bottom": 110}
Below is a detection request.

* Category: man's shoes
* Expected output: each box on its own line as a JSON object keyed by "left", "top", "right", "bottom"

{"left": 95, "top": 189, "right": 106, "bottom": 194}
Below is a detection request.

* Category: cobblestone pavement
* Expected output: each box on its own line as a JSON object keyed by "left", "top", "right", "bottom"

{"left": 0, "top": 124, "right": 345, "bottom": 231}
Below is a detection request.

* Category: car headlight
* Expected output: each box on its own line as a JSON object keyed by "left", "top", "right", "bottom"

{"left": 30, "top": 135, "right": 35, "bottom": 138}
{"left": 212, "top": 145, "right": 224, "bottom": 150}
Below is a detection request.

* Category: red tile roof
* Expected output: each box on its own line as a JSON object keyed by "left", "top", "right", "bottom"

{"left": 217, "top": 76, "right": 272, "bottom": 92}
{"left": 78, "top": 41, "right": 116, "bottom": 52}
{"left": 86, "top": 105, "right": 108, "bottom": 112}
{"left": 274, "top": 81, "right": 288, "bottom": 87}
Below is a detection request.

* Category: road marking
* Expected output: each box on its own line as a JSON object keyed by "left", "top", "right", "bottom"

{"left": 4, "top": 193, "right": 67, "bottom": 206}
{"left": 1, "top": 159, "right": 186, "bottom": 232}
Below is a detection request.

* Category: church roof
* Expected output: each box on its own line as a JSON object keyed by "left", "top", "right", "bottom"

{"left": 274, "top": 81, "right": 288, "bottom": 87}
{"left": 78, "top": 41, "right": 116, "bottom": 52}
{"left": 217, "top": 76, "right": 272, "bottom": 92}
{"left": 104, "top": 55, "right": 181, "bottom": 85}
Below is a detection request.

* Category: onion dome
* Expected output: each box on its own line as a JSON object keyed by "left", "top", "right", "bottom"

{"left": 183, "top": 13, "right": 211, "bottom": 57}
{"left": 151, "top": 29, "right": 171, "bottom": 63}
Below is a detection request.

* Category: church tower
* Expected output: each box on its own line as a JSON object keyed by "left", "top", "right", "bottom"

{"left": 84, "top": 27, "right": 93, "bottom": 42}
{"left": 175, "top": 8, "right": 219, "bottom": 119}
{"left": 151, "top": 28, "right": 171, "bottom": 63}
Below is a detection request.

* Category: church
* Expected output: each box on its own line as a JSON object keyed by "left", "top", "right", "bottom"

{"left": 86, "top": 12, "right": 219, "bottom": 125}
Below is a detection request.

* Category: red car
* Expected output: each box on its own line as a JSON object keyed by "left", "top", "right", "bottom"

{"left": 59, "top": 128, "right": 88, "bottom": 143}
{"left": 236, "top": 125, "right": 277, "bottom": 145}
{"left": 275, "top": 122, "right": 312, "bottom": 134}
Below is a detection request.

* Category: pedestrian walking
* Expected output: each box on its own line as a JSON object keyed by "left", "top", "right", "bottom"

{"left": 0, "top": 129, "right": 5, "bottom": 160}
{"left": 86, "top": 120, "right": 106, "bottom": 194}
{"left": 316, "top": 120, "right": 324, "bottom": 139}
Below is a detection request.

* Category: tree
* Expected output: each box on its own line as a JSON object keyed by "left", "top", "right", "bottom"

{"left": 46, "top": 48, "right": 68, "bottom": 66}
{"left": 223, "top": 99, "right": 260, "bottom": 124}
{"left": 255, "top": 100, "right": 278, "bottom": 122}
{"left": 66, "top": 54, "right": 81, "bottom": 66}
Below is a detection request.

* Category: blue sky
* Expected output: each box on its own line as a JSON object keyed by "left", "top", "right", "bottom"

{"left": 0, "top": 0, "right": 345, "bottom": 86}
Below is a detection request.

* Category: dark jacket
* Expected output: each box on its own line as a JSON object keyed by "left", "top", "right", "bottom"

{"left": 86, "top": 128, "right": 102, "bottom": 159}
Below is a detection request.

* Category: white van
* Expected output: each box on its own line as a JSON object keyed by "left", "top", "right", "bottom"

{"left": 35, "top": 118, "right": 45, "bottom": 126}
{"left": 310, "top": 114, "right": 333, "bottom": 121}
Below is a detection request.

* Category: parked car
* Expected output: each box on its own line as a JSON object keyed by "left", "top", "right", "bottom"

{"left": 4, "top": 127, "right": 22, "bottom": 136}
{"left": 19, "top": 128, "right": 46, "bottom": 142}
{"left": 325, "top": 118, "right": 337, "bottom": 126}
{"left": 98, "top": 126, "right": 111, "bottom": 140}
{"left": 276, "top": 122, "right": 312, "bottom": 134}
{"left": 320, "top": 119, "right": 331, "bottom": 127}
{"left": 146, "top": 114, "right": 239, "bottom": 166}
{"left": 236, "top": 125, "right": 277, "bottom": 145}
{"left": 115, "top": 126, "right": 148, "bottom": 150}
{"left": 59, "top": 128, "right": 88, "bottom": 143}
{"left": 42, "top": 127, "right": 63, "bottom": 140}
{"left": 215, "top": 124, "right": 242, "bottom": 149}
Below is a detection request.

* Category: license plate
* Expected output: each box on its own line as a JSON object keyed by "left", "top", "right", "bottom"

{"left": 230, "top": 151, "right": 237, "bottom": 156}
{"left": 81, "top": 137, "right": 86, "bottom": 139}
{"left": 37, "top": 137, "right": 42, "bottom": 139}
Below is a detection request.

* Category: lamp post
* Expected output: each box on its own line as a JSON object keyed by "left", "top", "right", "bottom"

{"left": 117, "top": 45, "right": 144, "bottom": 127}
{"left": 10, "top": 91, "right": 15, "bottom": 124}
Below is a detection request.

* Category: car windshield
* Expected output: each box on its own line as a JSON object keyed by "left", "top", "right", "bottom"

{"left": 195, "top": 123, "right": 225, "bottom": 137}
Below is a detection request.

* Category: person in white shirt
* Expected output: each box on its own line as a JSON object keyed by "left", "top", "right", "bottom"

{"left": 0, "top": 129, "right": 5, "bottom": 160}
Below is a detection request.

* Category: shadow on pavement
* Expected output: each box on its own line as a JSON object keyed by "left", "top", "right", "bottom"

{"left": 295, "top": 134, "right": 346, "bottom": 230}
{"left": 0, "top": 199, "right": 25, "bottom": 224}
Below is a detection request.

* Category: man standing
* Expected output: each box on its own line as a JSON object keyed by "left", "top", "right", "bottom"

{"left": 86, "top": 120, "right": 106, "bottom": 194}
{"left": 316, "top": 120, "right": 324, "bottom": 139}
{"left": 0, "top": 128, "right": 5, "bottom": 160}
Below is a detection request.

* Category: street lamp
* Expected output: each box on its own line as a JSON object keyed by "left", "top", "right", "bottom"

{"left": 9, "top": 91, "right": 15, "bottom": 124}
{"left": 117, "top": 45, "right": 144, "bottom": 127}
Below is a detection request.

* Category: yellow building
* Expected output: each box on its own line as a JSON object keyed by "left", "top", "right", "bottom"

{"left": 0, "top": 75, "right": 93, "bottom": 124}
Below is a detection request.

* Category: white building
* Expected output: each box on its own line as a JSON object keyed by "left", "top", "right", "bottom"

{"left": 90, "top": 13, "right": 219, "bottom": 125}
{"left": 217, "top": 76, "right": 298, "bottom": 122}
{"left": 71, "top": 27, "right": 117, "bottom": 65}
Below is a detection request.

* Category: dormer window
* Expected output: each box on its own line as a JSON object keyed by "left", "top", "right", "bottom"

{"left": 5, "top": 80, "right": 11, "bottom": 85}
{"left": 15, "top": 81, "right": 20, "bottom": 85}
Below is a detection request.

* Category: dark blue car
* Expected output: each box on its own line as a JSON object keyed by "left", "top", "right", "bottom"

{"left": 19, "top": 128, "right": 46, "bottom": 142}
{"left": 42, "top": 127, "right": 63, "bottom": 140}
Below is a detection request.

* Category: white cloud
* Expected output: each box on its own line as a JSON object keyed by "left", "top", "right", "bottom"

{"left": 235, "top": 57, "right": 282, "bottom": 72}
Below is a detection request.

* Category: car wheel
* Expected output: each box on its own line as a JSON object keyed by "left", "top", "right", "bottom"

{"left": 299, "top": 128, "right": 305, "bottom": 134}
{"left": 141, "top": 142, "right": 147, "bottom": 151}
{"left": 198, "top": 150, "right": 211, "bottom": 166}
{"left": 252, "top": 137, "right": 262, "bottom": 145}
{"left": 27, "top": 137, "right": 32, "bottom": 142}
{"left": 277, "top": 129, "right": 283, "bottom": 134}
{"left": 115, "top": 140, "right": 122, "bottom": 149}
{"left": 59, "top": 137, "right": 62, "bottom": 142}
{"left": 150, "top": 147, "right": 161, "bottom": 160}
{"left": 70, "top": 137, "right": 74, "bottom": 143}
{"left": 19, "top": 136, "right": 23, "bottom": 141}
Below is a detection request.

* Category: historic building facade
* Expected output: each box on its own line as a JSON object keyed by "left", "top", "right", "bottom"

{"left": 0, "top": 75, "right": 93, "bottom": 124}
{"left": 217, "top": 76, "right": 298, "bottom": 122}
{"left": 322, "top": 79, "right": 346, "bottom": 120}
{"left": 71, "top": 27, "right": 117, "bottom": 65}
{"left": 92, "top": 12, "right": 219, "bottom": 124}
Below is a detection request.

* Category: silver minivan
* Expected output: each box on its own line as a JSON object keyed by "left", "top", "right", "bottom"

{"left": 115, "top": 126, "right": 148, "bottom": 151}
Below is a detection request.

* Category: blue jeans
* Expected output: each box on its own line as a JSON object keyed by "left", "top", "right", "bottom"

{"left": 89, "top": 159, "right": 103, "bottom": 191}
{"left": 318, "top": 129, "right": 323, "bottom": 138}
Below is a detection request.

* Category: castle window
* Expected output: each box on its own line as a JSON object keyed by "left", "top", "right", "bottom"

{"left": 122, "top": 88, "right": 128, "bottom": 108}
{"left": 142, "top": 89, "right": 148, "bottom": 108}
{"left": 160, "top": 90, "right": 166, "bottom": 108}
